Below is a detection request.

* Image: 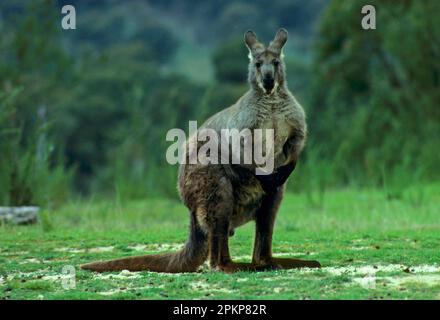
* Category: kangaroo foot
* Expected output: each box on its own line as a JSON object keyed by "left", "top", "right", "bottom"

{"left": 215, "top": 262, "right": 276, "bottom": 273}
{"left": 268, "top": 257, "right": 321, "bottom": 269}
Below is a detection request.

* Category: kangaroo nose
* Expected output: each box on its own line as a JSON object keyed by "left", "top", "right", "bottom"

{"left": 263, "top": 77, "right": 274, "bottom": 90}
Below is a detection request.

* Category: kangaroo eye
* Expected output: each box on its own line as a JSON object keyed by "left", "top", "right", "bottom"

{"left": 273, "top": 60, "right": 280, "bottom": 67}
{"left": 255, "top": 62, "right": 261, "bottom": 68}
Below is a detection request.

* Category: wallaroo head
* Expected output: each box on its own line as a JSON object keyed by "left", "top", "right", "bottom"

{"left": 244, "top": 28, "right": 288, "bottom": 95}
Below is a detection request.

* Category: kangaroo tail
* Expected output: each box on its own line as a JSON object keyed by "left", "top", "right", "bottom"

{"left": 80, "top": 213, "right": 208, "bottom": 273}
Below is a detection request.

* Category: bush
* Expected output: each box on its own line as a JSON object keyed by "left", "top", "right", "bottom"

{"left": 307, "top": 0, "right": 440, "bottom": 188}
{"left": 0, "top": 88, "right": 73, "bottom": 207}
{"left": 212, "top": 38, "right": 249, "bottom": 84}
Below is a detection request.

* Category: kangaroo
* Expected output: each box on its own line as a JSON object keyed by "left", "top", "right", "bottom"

{"left": 81, "top": 29, "right": 321, "bottom": 273}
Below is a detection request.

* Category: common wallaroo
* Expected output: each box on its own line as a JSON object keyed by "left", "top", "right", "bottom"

{"left": 81, "top": 29, "right": 321, "bottom": 273}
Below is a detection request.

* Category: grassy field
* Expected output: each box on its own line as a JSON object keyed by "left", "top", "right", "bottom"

{"left": 1, "top": 183, "right": 440, "bottom": 300}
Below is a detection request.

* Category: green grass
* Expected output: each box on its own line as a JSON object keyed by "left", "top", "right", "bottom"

{"left": 1, "top": 183, "right": 440, "bottom": 300}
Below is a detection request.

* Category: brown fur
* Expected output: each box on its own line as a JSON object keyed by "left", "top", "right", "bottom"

{"left": 81, "top": 29, "right": 320, "bottom": 273}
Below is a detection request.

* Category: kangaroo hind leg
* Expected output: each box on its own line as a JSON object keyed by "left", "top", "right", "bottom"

{"left": 252, "top": 187, "right": 321, "bottom": 269}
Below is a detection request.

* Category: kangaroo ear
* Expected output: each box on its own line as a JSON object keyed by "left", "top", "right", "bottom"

{"left": 244, "top": 30, "right": 264, "bottom": 56}
{"left": 268, "top": 28, "right": 288, "bottom": 54}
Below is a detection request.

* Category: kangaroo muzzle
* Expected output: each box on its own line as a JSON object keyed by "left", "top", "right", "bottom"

{"left": 263, "top": 76, "right": 275, "bottom": 94}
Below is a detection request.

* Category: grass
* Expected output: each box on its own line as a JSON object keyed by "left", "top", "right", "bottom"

{"left": 1, "top": 182, "right": 440, "bottom": 299}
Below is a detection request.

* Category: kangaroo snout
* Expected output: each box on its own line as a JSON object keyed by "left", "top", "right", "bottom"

{"left": 263, "top": 76, "right": 275, "bottom": 92}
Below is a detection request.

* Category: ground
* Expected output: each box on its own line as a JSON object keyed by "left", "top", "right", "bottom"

{"left": 1, "top": 183, "right": 439, "bottom": 300}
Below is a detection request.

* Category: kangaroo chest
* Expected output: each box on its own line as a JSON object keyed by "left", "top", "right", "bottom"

{"left": 254, "top": 103, "right": 294, "bottom": 167}
{"left": 261, "top": 113, "right": 292, "bottom": 148}
{"left": 229, "top": 104, "right": 295, "bottom": 231}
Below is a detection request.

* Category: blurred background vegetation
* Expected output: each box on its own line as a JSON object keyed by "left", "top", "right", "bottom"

{"left": 0, "top": 0, "right": 439, "bottom": 208}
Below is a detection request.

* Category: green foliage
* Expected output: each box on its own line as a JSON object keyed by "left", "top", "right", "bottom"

{"left": 0, "top": 0, "right": 438, "bottom": 205}
{"left": 0, "top": 0, "right": 73, "bottom": 206}
{"left": 0, "top": 88, "right": 72, "bottom": 207}
{"left": 212, "top": 38, "right": 249, "bottom": 83}
{"left": 307, "top": 0, "right": 440, "bottom": 188}
{"left": 71, "top": 2, "right": 178, "bottom": 64}
{"left": 40, "top": 209, "right": 54, "bottom": 232}
{"left": 215, "top": 2, "right": 262, "bottom": 41}
{"left": 90, "top": 75, "right": 206, "bottom": 199}
{"left": 289, "top": 147, "right": 334, "bottom": 208}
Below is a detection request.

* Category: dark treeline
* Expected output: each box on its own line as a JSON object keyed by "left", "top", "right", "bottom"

{"left": 0, "top": 0, "right": 438, "bottom": 207}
